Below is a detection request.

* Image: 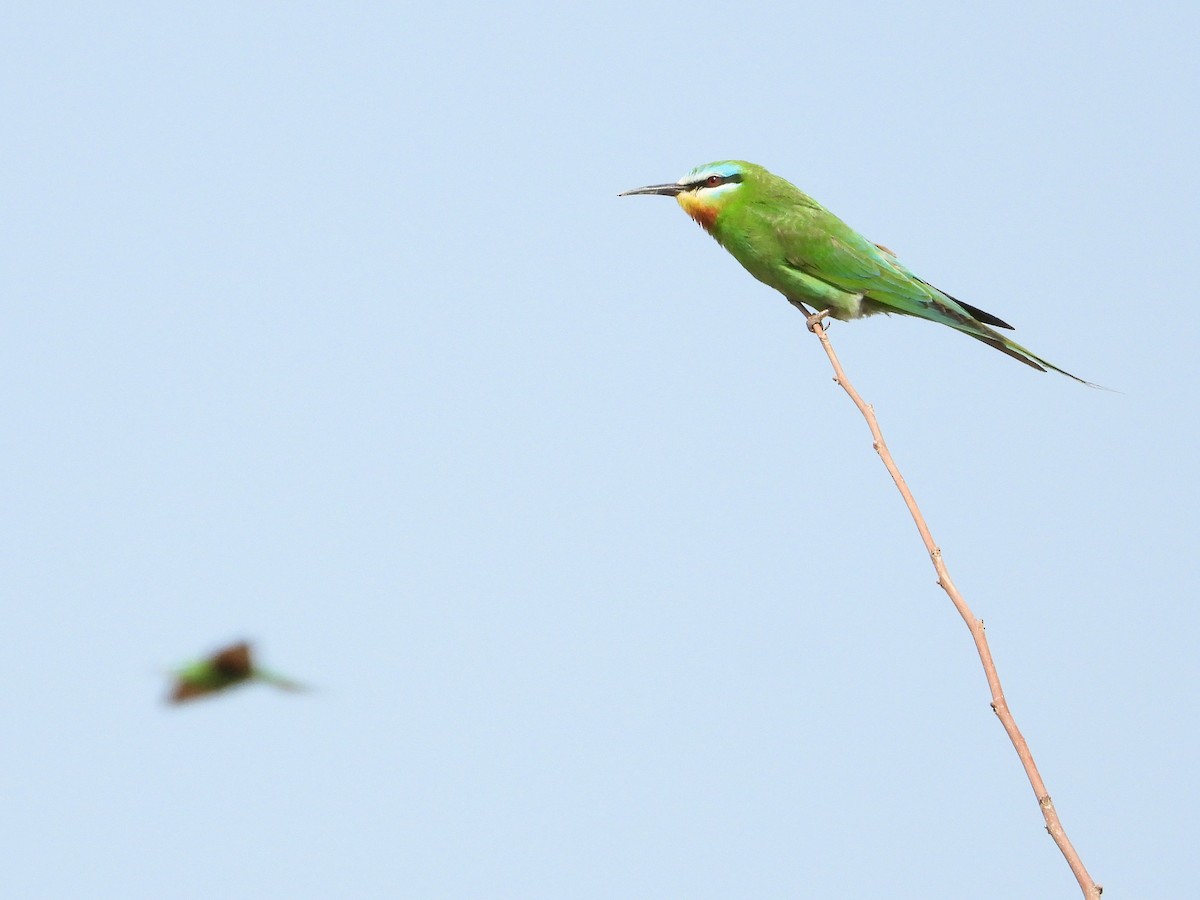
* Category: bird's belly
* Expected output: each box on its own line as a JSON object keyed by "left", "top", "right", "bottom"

{"left": 757, "top": 264, "right": 867, "bottom": 319}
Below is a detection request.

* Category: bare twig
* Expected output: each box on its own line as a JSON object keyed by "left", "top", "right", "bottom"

{"left": 799, "top": 307, "right": 1101, "bottom": 898}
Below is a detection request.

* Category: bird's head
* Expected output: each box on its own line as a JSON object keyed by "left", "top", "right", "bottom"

{"left": 620, "top": 160, "right": 758, "bottom": 231}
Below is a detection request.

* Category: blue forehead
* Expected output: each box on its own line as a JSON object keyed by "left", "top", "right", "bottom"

{"left": 681, "top": 161, "right": 743, "bottom": 182}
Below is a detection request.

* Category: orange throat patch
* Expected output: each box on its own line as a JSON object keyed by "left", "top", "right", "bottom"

{"left": 677, "top": 192, "right": 718, "bottom": 232}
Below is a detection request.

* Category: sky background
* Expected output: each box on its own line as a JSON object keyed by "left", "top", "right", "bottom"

{"left": 4, "top": 2, "right": 1197, "bottom": 897}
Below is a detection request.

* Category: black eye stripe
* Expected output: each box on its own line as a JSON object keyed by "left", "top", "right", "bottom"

{"left": 686, "top": 172, "right": 744, "bottom": 191}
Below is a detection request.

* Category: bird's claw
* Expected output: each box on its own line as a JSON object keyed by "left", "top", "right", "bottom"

{"left": 805, "top": 309, "right": 831, "bottom": 332}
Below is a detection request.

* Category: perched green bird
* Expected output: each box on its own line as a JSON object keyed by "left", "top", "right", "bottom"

{"left": 167, "top": 641, "right": 305, "bottom": 704}
{"left": 621, "top": 160, "right": 1089, "bottom": 383}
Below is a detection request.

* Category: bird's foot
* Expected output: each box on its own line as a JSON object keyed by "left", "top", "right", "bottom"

{"left": 805, "top": 309, "right": 831, "bottom": 332}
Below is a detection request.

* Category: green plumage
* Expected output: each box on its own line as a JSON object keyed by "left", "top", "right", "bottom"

{"left": 622, "top": 160, "right": 1091, "bottom": 383}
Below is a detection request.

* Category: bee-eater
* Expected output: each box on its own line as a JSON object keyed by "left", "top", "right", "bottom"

{"left": 167, "top": 641, "right": 305, "bottom": 704}
{"left": 621, "top": 160, "right": 1089, "bottom": 383}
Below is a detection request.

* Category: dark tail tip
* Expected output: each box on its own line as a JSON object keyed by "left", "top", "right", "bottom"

{"left": 956, "top": 299, "right": 1014, "bottom": 330}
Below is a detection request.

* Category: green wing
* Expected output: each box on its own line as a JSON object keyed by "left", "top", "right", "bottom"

{"left": 772, "top": 204, "right": 989, "bottom": 332}
{"left": 765, "top": 203, "right": 1091, "bottom": 381}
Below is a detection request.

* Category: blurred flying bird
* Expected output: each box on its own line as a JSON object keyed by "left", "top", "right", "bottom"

{"left": 167, "top": 641, "right": 305, "bottom": 704}
{"left": 621, "top": 160, "right": 1092, "bottom": 383}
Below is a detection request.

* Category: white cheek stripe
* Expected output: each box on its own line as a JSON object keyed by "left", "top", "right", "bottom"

{"left": 695, "top": 182, "right": 741, "bottom": 199}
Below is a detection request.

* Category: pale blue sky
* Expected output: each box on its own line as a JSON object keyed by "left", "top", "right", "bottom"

{"left": 4, "top": 2, "right": 1197, "bottom": 897}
